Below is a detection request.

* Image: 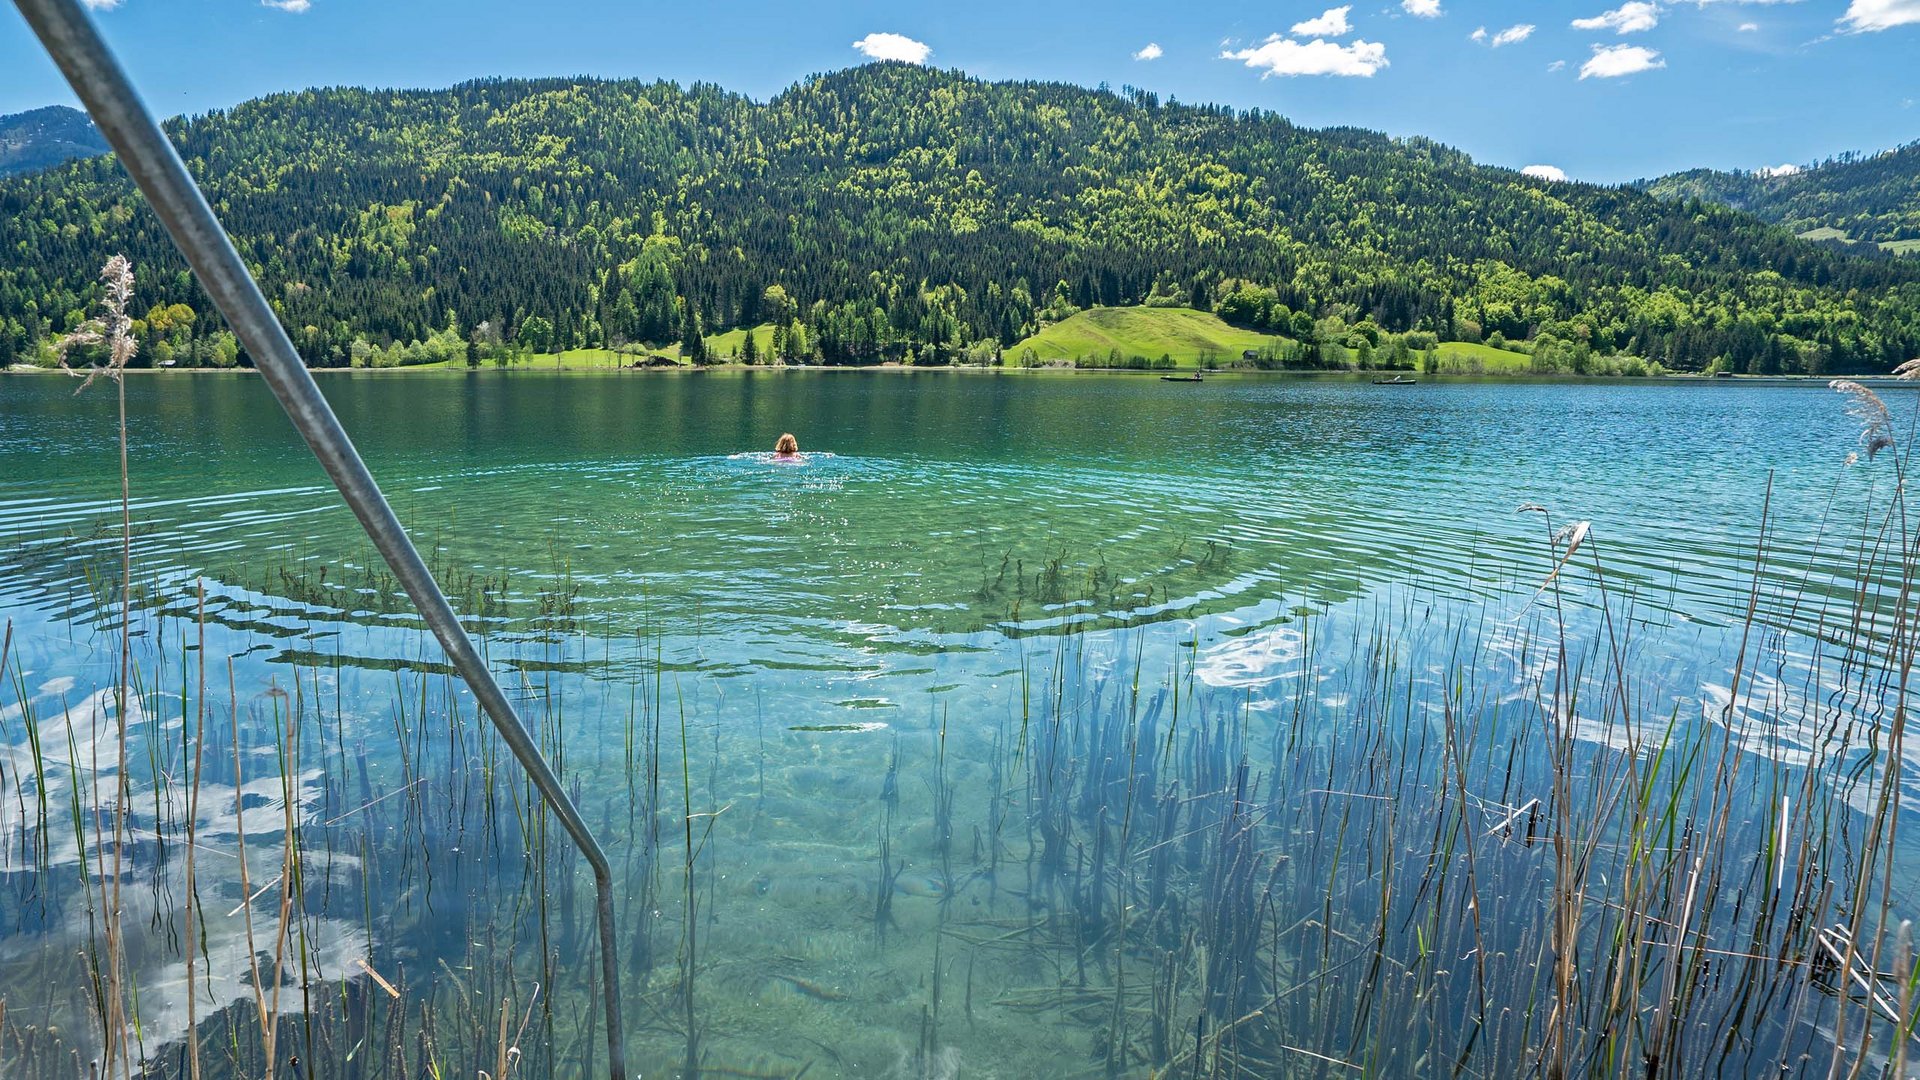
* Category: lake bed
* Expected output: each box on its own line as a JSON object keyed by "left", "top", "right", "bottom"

{"left": 1, "top": 371, "right": 1915, "bottom": 1078}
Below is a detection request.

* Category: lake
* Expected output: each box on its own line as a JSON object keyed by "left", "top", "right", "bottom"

{"left": 0, "top": 370, "right": 1914, "bottom": 1078}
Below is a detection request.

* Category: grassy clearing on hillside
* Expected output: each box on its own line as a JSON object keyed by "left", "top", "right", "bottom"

{"left": 1794, "top": 227, "right": 1918, "bottom": 257}
{"left": 401, "top": 348, "right": 646, "bottom": 371}
{"left": 437, "top": 325, "right": 775, "bottom": 367}
{"left": 1797, "top": 226, "right": 1852, "bottom": 242}
{"left": 396, "top": 324, "right": 778, "bottom": 370}
{"left": 668, "top": 323, "right": 777, "bottom": 361}
{"left": 1012, "top": 307, "right": 1283, "bottom": 367}
{"left": 514, "top": 348, "right": 639, "bottom": 369}
{"left": 1431, "top": 340, "right": 1534, "bottom": 373}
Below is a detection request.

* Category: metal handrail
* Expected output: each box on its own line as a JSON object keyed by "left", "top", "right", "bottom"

{"left": 11, "top": 2, "right": 628, "bottom": 1076}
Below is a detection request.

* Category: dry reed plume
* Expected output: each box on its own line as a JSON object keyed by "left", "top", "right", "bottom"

{"left": 55, "top": 254, "right": 137, "bottom": 388}
{"left": 55, "top": 255, "right": 138, "bottom": 1080}
{"left": 1830, "top": 378, "right": 1895, "bottom": 459}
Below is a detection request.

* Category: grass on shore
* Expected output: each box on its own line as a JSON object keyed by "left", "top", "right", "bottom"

{"left": 1010, "top": 306, "right": 1284, "bottom": 368}
{"left": 417, "top": 348, "right": 642, "bottom": 371}
{"left": 1431, "top": 340, "right": 1534, "bottom": 373}
{"left": 403, "top": 323, "right": 782, "bottom": 370}
{"left": 679, "top": 323, "right": 778, "bottom": 361}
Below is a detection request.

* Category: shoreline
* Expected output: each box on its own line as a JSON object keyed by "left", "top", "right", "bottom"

{"left": 7, "top": 362, "right": 1912, "bottom": 386}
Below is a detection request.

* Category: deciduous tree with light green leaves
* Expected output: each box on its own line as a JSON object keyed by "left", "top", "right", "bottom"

{"left": 516, "top": 315, "right": 554, "bottom": 355}
{"left": 3, "top": 66, "right": 1918, "bottom": 372}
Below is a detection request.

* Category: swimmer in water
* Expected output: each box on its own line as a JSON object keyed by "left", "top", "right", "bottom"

{"left": 774, "top": 433, "right": 801, "bottom": 459}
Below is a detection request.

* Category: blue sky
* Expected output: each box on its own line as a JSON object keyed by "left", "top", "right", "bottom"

{"left": 2, "top": 0, "right": 1916, "bottom": 184}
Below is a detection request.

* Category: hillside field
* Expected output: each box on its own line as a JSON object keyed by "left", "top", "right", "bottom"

{"left": 398, "top": 324, "right": 781, "bottom": 369}
{"left": 1430, "top": 341, "right": 1534, "bottom": 373}
{"left": 1012, "top": 307, "right": 1285, "bottom": 368}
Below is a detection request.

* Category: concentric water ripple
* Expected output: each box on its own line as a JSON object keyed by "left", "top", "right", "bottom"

{"left": 0, "top": 372, "right": 1905, "bottom": 670}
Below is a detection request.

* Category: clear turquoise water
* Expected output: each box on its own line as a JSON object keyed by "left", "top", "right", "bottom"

{"left": 0, "top": 371, "right": 1914, "bottom": 1077}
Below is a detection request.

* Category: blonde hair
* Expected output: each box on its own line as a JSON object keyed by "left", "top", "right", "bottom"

{"left": 775, "top": 433, "right": 799, "bottom": 455}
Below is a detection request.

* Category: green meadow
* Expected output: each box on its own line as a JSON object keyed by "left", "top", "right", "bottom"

{"left": 1429, "top": 340, "right": 1536, "bottom": 373}
{"left": 396, "top": 326, "right": 778, "bottom": 371}
{"left": 688, "top": 323, "right": 780, "bottom": 360}
{"left": 1796, "top": 225, "right": 1920, "bottom": 257}
{"left": 1010, "top": 306, "right": 1285, "bottom": 367}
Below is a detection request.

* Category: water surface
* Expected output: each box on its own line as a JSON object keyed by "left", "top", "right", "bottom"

{"left": 0, "top": 371, "right": 1911, "bottom": 1078}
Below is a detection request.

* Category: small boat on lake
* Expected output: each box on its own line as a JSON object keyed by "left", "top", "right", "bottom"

{"left": 1372, "top": 375, "right": 1417, "bottom": 385}
{"left": 1161, "top": 373, "right": 1204, "bottom": 383}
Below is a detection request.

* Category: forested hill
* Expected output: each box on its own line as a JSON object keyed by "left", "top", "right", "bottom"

{"left": 0, "top": 105, "right": 107, "bottom": 178}
{"left": 1642, "top": 143, "right": 1920, "bottom": 253}
{"left": 3, "top": 65, "right": 1918, "bottom": 374}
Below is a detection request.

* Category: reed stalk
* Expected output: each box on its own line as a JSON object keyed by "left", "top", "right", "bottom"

{"left": 183, "top": 582, "right": 206, "bottom": 1080}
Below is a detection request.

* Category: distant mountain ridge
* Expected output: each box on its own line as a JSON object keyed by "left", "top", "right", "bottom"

{"left": 1641, "top": 142, "right": 1920, "bottom": 254}
{"left": 1, "top": 67, "right": 1917, "bottom": 373}
{"left": 0, "top": 105, "right": 108, "bottom": 178}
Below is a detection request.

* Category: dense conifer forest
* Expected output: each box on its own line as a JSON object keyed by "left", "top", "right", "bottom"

{"left": 1644, "top": 142, "right": 1920, "bottom": 251}
{"left": 3, "top": 64, "right": 1918, "bottom": 373}
{"left": 0, "top": 105, "right": 106, "bottom": 179}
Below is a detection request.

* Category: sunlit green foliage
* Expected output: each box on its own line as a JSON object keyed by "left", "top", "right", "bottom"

{"left": 2, "top": 66, "right": 1917, "bottom": 373}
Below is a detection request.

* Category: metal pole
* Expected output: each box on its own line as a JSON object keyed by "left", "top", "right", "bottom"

{"left": 12, "top": 3, "right": 628, "bottom": 1076}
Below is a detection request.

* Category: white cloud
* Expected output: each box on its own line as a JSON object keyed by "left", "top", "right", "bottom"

{"left": 1738, "top": 20, "right": 1760, "bottom": 29}
{"left": 82, "top": 0, "right": 123, "bottom": 8}
{"left": 261, "top": 0, "right": 310, "bottom": 9}
{"left": 1579, "top": 43, "right": 1666, "bottom": 77}
{"left": 1291, "top": 6, "right": 1354, "bottom": 36}
{"left": 1841, "top": 0, "right": 1920, "bottom": 31}
{"left": 1470, "top": 26, "right": 1489, "bottom": 41}
{"left": 1548, "top": 59, "right": 1568, "bottom": 71}
{"left": 1491, "top": 23, "right": 1535, "bottom": 46}
{"left": 1221, "top": 35, "right": 1390, "bottom": 77}
{"left": 1572, "top": 2, "right": 1660, "bottom": 33}
{"left": 1756, "top": 162, "right": 1803, "bottom": 176}
{"left": 1133, "top": 42, "right": 1164, "bottom": 60}
{"left": 1403, "top": 0, "right": 1443, "bottom": 16}
{"left": 852, "top": 32, "right": 932, "bottom": 64}
{"left": 1522, "top": 164, "right": 1570, "bottom": 181}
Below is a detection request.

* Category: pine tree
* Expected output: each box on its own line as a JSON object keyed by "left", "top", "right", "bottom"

{"left": 680, "top": 304, "right": 707, "bottom": 365}
{"left": 741, "top": 328, "right": 759, "bottom": 364}
{"left": 3, "top": 70, "right": 1916, "bottom": 375}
